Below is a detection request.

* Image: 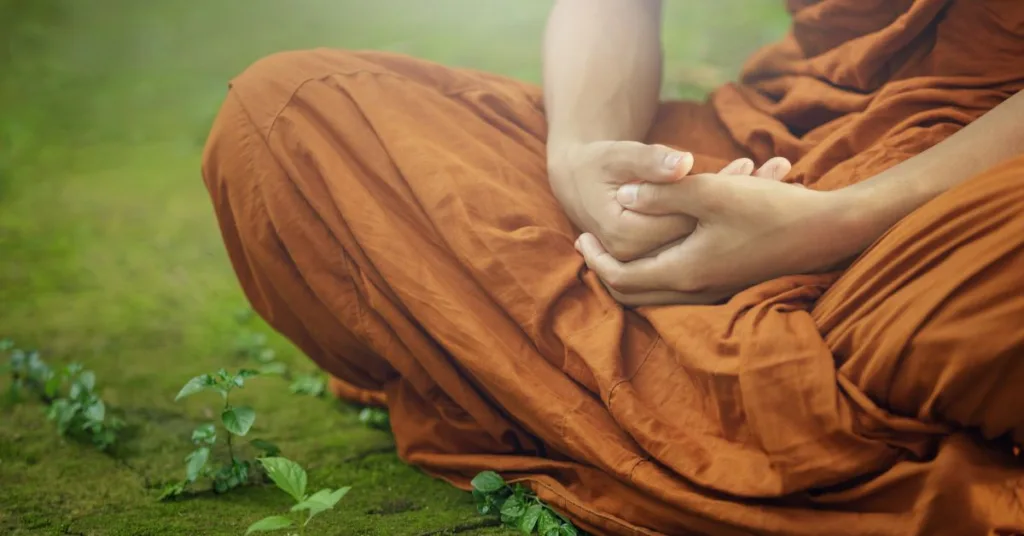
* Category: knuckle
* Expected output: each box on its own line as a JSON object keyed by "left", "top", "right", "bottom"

{"left": 602, "top": 267, "right": 628, "bottom": 291}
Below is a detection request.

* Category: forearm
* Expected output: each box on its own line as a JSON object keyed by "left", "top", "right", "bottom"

{"left": 542, "top": 0, "right": 664, "bottom": 158}
{"left": 842, "top": 89, "right": 1024, "bottom": 248}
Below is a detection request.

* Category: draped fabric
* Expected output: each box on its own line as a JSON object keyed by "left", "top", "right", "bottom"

{"left": 201, "top": 1, "right": 1024, "bottom": 533}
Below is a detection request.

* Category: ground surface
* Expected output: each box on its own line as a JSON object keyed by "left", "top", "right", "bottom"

{"left": 0, "top": 1, "right": 789, "bottom": 534}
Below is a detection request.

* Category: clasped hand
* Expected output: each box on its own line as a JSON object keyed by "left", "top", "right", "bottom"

{"left": 549, "top": 141, "right": 860, "bottom": 306}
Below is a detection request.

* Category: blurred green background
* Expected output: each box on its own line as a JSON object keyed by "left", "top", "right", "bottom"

{"left": 0, "top": 1, "right": 789, "bottom": 534}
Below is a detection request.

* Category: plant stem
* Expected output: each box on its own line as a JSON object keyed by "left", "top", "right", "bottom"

{"left": 224, "top": 393, "right": 235, "bottom": 461}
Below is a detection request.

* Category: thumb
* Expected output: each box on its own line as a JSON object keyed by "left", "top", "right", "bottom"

{"left": 606, "top": 142, "right": 694, "bottom": 183}
{"left": 616, "top": 174, "right": 722, "bottom": 220}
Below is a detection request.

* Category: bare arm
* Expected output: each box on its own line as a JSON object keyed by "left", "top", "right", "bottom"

{"left": 543, "top": 0, "right": 664, "bottom": 164}
{"left": 844, "top": 89, "right": 1024, "bottom": 246}
{"left": 572, "top": 89, "right": 1024, "bottom": 305}
{"left": 539, "top": 0, "right": 701, "bottom": 262}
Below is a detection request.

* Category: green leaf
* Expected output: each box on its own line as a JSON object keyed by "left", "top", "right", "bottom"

{"left": 256, "top": 348, "right": 276, "bottom": 363}
{"left": 472, "top": 489, "right": 491, "bottom": 514}
{"left": 500, "top": 495, "right": 527, "bottom": 525}
{"left": 76, "top": 369, "right": 96, "bottom": 392}
{"left": 84, "top": 399, "right": 105, "bottom": 422}
{"left": 289, "top": 374, "right": 326, "bottom": 397}
{"left": 558, "top": 523, "right": 578, "bottom": 536}
{"left": 222, "top": 406, "right": 256, "bottom": 436}
{"left": 191, "top": 423, "right": 217, "bottom": 446}
{"left": 93, "top": 427, "right": 117, "bottom": 450}
{"left": 291, "top": 487, "right": 350, "bottom": 518}
{"left": 357, "top": 407, "right": 390, "bottom": 429}
{"left": 519, "top": 504, "right": 542, "bottom": 534}
{"left": 245, "top": 515, "right": 294, "bottom": 535}
{"left": 258, "top": 362, "right": 288, "bottom": 376}
{"left": 108, "top": 416, "right": 126, "bottom": 430}
{"left": 9, "top": 349, "right": 26, "bottom": 372}
{"left": 234, "top": 308, "right": 255, "bottom": 324}
{"left": 258, "top": 457, "right": 307, "bottom": 502}
{"left": 48, "top": 399, "right": 79, "bottom": 436}
{"left": 175, "top": 374, "right": 214, "bottom": 401}
{"left": 229, "top": 368, "right": 261, "bottom": 388}
{"left": 0, "top": 339, "right": 13, "bottom": 351}
{"left": 250, "top": 438, "right": 281, "bottom": 456}
{"left": 158, "top": 482, "right": 186, "bottom": 501}
{"left": 26, "top": 352, "right": 49, "bottom": 380}
{"left": 513, "top": 483, "right": 526, "bottom": 501}
{"left": 471, "top": 471, "right": 506, "bottom": 493}
{"left": 44, "top": 371, "right": 63, "bottom": 399}
{"left": 185, "top": 447, "right": 210, "bottom": 482}
{"left": 538, "top": 509, "right": 560, "bottom": 536}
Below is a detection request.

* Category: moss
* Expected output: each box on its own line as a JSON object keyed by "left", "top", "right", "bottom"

{"left": 0, "top": 0, "right": 788, "bottom": 534}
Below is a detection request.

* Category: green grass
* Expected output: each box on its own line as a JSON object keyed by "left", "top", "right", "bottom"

{"left": 0, "top": 1, "right": 789, "bottom": 534}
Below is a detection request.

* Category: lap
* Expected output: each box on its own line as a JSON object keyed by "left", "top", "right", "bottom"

{"left": 204, "top": 48, "right": 1022, "bottom": 503}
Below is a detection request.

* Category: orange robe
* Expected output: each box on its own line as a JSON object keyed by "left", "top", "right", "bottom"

{"left": 202, "top": 0, "right": 1024, "bottom": 534}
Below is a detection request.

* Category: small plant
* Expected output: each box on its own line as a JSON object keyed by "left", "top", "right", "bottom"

{"left": 2, "top": 340, "right": 123, "bottom": 450}
{"left": 234, "top": 308, "right": 288, "bottom": 377}
{"left": 245, "top": 456, "right": 350, "bottom": 535}
{"left": 232, "top": 309, "right": 325, "bottom": 399}
{"left": 471, "top": 471, "right": 578, "bottom": 536}
{"left": 160, "top": 368, "right": 280, "bottom": 499}
{"left": 357, "top": 407, "right": 390, "bottom": 431}
{"left": 288, "top": 373, "right": 325, "bottom": 398}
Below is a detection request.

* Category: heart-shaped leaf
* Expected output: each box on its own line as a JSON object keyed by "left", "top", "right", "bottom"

{"left": 471, "top": 471, "right": 505, "bottom": 493}
{"left": 222, "top": 406, "right": 255, "bottom": 436}
{"left": 258, "top": 457, "right": 307, "bottom": 502}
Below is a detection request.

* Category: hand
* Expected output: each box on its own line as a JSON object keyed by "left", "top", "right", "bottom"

{"left": 547, "top": 141, "right": 697, "bottom": 261}
{"left": 574, "top": 171, "right": 861, "bottom": 306}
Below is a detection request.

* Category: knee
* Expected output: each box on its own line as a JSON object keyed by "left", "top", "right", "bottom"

{"left": 228, "top": 48, "right": 370, "bottom": 135}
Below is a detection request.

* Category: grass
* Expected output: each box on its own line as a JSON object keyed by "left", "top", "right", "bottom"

{"left": 0, "top": 0, "right": 789, "bottom": 534}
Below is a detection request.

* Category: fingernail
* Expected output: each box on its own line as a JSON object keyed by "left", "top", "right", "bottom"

{"left": 617, "top": 183, "right": 639, "bottom": 207}
{"left": 664, "top": 152, "right": 683, "bottom": 171}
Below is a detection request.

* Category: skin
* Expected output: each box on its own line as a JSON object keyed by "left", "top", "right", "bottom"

{"left": 575, "top": 89, "right": 1024, "bottom": 305}
{"left": 544, "top": 0, "right": 691, "bottom": 262}
{"left": 544, "top": 0, "right": 1024, "bottom": 306}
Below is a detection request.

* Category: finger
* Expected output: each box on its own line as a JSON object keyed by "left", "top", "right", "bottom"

{"left": 616, "top": 174, "right": 723, "bottom": 219}
{"left": 576, "top": 233, "right": 676, "bottom": 293}
{"left": 605, "top": 142, "right": 694, "bottom": 183}
{"left": 720, "top": 158, "right": 755, "bottom": 175}
{"left": 753, "top": 157, "right": 792, "bottom": 181}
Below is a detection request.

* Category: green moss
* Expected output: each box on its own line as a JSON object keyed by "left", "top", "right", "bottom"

{"left": 0, "top": 0, "right": 788, "bottom": 534}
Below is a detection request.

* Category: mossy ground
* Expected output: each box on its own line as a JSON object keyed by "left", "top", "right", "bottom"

{"left": 0, "top": 1, "right": 788, "bottom": 534}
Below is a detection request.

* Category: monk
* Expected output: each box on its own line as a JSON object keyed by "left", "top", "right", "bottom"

{"left": 201, "top": 0, "right": 1024, "bottom": 534}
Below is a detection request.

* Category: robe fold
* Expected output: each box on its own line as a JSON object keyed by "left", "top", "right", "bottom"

{"left": 202, "top": 1, "right": 1024, "bottom": 533}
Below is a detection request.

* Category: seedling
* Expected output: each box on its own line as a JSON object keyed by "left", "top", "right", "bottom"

{"left": 2, "top": 340, "right": 123, "bottom": 450}
{"left": 471, "top": 471, "right": 578, "bottom": 536}
{"left": 245, "top": 456, "right": 350, "bottom": 535}
{"left": 234, "top": 308, "right": 286, "bottom": 376}
{"left": 231, "top": 309, "right": 326, "bottom": 399}
{"left": 357, "top": 407, "right": 390, "bottom": 431}
{"left": 288, "top": 373, "right": 325, "bottom": 398}
{"left": 160, "top": 368, "right": 280, "bottom": 499}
